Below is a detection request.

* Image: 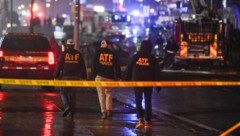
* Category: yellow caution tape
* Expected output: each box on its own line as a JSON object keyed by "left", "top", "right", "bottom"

{"left": 0, "top": 78, "right": 240, "bottom": 87}
{"left": 219, "top": 122, "right": 240, "bottom": 136}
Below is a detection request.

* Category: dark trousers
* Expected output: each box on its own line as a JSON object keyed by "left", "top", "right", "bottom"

{"left": 60, "top": 87, "right": 76, "bottom": 113}
{"left": 134, "top": 87, "right": 153, "bottom": 122}
{"left": 60, "top": 76, "right": 78, "bottom": 114}
{"left": 163, "top": 52, "right": 175, "bottom": 68}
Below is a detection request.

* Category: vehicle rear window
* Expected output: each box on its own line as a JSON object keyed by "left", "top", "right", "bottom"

{"left": 1, "top": 36, "right": 51, "bottom": 51}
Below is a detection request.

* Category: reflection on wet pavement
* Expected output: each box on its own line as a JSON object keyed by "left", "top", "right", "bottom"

{"left": 0, "top": 87, "right": 203, "bottom": 136}
{"left": 42, "top": 112, "right": 54, "bottom": 136}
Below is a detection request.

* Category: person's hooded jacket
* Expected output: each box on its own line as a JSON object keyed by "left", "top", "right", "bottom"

{"left": 126, "top": 40, "right": 160, "bottom": 81}
{"left": 53, "top": 40, "right": 87, "bottom": 79}
{"left": 91, "top": 40, "right": 122, "bottom": 80}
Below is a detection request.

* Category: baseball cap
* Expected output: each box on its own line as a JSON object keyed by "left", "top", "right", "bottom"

{"left": 66, "top": 39, "right": 75, "bottom": 46}
{"left": 101, "top": 39, "right": 110, "bottom": 48}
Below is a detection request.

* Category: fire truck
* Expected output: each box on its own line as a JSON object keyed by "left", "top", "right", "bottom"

{"left": 174, "top": 0, "right": 227, "bottom": 66}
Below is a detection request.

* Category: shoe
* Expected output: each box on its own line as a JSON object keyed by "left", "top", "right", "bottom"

{"left": 135, "top": 118, "right": 144, "bottom": 129}
{"left": 144, "top": 121, "right": 152, "bottom": 129}
{"left": 107, "top": 110, "right": 112, "bottom": 117}
{"left": 62, "top": 106, "right": 71, "bottom": 117}
{"left": 101, "top": 112, "right": 107, "bottom": 119}
{"left": 67, "top": 111, "right": 74, "bottom": 119}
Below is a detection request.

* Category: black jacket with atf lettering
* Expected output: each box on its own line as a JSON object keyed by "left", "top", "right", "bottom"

{"left": 53, "top": 48, "right": 87, "bottom": 79}
{"left": 92, "top": 47, "right": 122, "bottom": 80}
{"left": 126, "top": 40, "right": 160, "bottom": 81}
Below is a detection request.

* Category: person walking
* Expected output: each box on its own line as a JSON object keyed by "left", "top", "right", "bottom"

{"left": 91, "top": 39, "right": 122, "bottom": 119}
{"left": 163, "top": 36, "right": 179, "bottom": 69}
{"left": 126, "top": 40, "right": 161, "bottom": 129}
{"left": 53, "top": 39, "right": 87, "bottom": 119}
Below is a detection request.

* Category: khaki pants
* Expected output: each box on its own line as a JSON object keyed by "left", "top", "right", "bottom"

{"left": 95, "top": 75, "right": 113, "bottom": 113}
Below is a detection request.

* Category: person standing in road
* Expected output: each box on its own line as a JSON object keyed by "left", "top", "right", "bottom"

{"left": 59, "top": 39, "right": 67, "bottom": 52}
{"left": 163, "top": 36, "right": 179, "bottom": 69}
{"left": 53, "top": 39, "right": 87, "bottom": 119}
{"left": 126, "top": 40, "right": 161, "bottom": 129}
{"left": 91, "top": 39, "right": 122, "bottom": 119}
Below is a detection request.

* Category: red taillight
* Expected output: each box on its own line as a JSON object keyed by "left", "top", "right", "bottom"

{"left": 0, "top": 50, "right": 3, "bottom": 57}
{"left": 48, "top": 52, "right": 54, "bottom": 65}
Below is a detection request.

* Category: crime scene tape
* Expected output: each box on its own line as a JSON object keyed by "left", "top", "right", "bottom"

{"left": 0, "top": 78, "right": 240, "bottom": 87}
{"left": 219, "top": 122, "right": 240, "bottom": 136}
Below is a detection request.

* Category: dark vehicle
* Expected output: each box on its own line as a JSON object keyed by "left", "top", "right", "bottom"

{"left": 174, "top": 0, "right": 227, "bottom": 68}
{"left": 0, "top": 33, "right": 55, "bottom": 90}
{"left": 79, "top": 40, "right": 130, "bottom": 68}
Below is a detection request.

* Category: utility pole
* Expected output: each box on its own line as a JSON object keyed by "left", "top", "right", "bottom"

{"left": 210, "top": 0, "right": 213, "bottom": 11}
{"left": 10, "top": 0, "right": 12, "bottom": 32}
{"left": 29, "top": 0, "right": 34, "bottom": 33}
{"left": 74, "top": 0, "right": 80, "bottom": 50}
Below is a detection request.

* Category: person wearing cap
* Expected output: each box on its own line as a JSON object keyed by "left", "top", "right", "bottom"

{"left": 53, "top": 39, "right": 87, "bottom": 119}
{"left": 91, "top": 39, "right": 122, "bottom": 119}
{"left": 126, "top": 40, "right": 161, "bottom": 129}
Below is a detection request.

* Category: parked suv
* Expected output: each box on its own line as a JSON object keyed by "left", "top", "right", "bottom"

{"left": 0, "top": 33, "right": 55, "bottom": 90}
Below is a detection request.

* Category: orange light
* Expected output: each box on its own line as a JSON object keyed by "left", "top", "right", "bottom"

{"left": 32, "top": 3, "right": 39, "bottom": 12}
{"left": 180, "top": 41, "right": 188, "bottom": 57}
{"left": 48, "top": 52, "right": 54, "bottom": 65}
{"left": 0, "top": 51, "right": 3, "bottom": 57}
{"left": 180, "top": 34, "right": 183, "bottom": 40}
{"left": 187, "top": 33, "right": 215, "bottom": 43}
{"left": 44, "top": 93, "right": 59, "bottom": 97}
{"left": 210, "top": 42, "right": 217, "bottom": 57}
{"left": 214, "top": 34, "right": 218, "bottom": 41}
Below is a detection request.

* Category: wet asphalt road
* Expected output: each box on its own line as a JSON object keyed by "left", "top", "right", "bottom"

{"left": 0, "top": 86, "right": 200, "bottom": 136}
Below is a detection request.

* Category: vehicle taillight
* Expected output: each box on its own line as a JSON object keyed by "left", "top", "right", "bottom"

{"left": 48, "top": 52, "right": 54, "bottom": 65}
{"left": 0, "top": 50, "right": 3, "bottom": 57}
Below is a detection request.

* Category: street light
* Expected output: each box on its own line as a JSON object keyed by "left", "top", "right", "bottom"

{"left": 46, "top": 3, "right": 51, "bottom": 18}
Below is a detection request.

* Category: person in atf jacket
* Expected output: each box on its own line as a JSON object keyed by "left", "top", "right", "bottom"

{"left": 126, "top": 40, "right": 161, "bottom": 129}
{"left": 91, "top": 39, "right": 122, "bottom": 119}
{"left": 53, "top": 39, "right": 87, "bottom": 119}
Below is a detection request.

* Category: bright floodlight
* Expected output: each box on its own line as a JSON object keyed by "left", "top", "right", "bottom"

{"left": 130, "top": 10, "right": 140, "bottom": 17}
{"left": 93, "top": 5, "right": 105, "bottom": 12}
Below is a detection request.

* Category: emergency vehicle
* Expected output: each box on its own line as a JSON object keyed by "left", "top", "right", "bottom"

{"left": 94, "top": 11, "right": 132, "bottom": 37}
{"left": 0, "top": 33, "right": 55, "bottom": 90}
{"left": 174, "top": 18, "right": 225, "bottom": 65}
{"left": 174, "top": 0, "right": 226, "bottom": 66}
